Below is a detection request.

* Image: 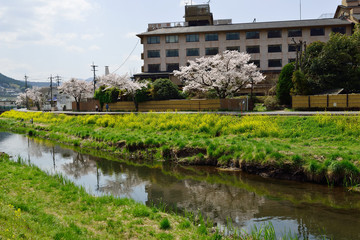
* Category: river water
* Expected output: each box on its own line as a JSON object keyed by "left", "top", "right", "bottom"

{"left": 0, "top": 132, "right": 359, "bottom": 239}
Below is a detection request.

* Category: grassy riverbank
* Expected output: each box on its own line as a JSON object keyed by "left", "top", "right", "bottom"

{"left": 0, "top": 153, "right": 300, "bottom": 240}
{"left": 1, "top": 110, "right": 360, "bottom": 185}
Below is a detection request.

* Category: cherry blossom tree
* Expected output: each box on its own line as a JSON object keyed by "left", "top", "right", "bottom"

{"left": 98, "top": 73, "right": 147, "bottom": 96}
{"left": 27, "top": 87, "right": 44, "bottom": 110}
{"left": 174, "top": 50, "right": 265, "bottom": 99}
{"left": 98, "top": 73, "right": 148, "bottom": 110}
{"left": 16, "top": 92, "right": 27, "bottom": 107}
{"left": 58, "top": 78, "right": 92, "bottom": 111}
{"left": 16, "top": 87, "right": 44, "bottom": 110}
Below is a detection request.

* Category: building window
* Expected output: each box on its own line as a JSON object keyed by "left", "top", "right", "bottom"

{"left": 332, "top": 27, "right": 346, "bottom": 34}
{"left": 268, "top": 45, "right": 282, "bottom": 53}
{"left": 166, "top": 49, "right": 179, "bottom": 57}
{"left": 205, "top": 47, "right": 218, "bottom": 55}
{"left": 166, "top": 63, "right": 179, "bottom": 72}
{"left": 246, "top": 31, "right": 260, "bottom": 39}
{"left": 268, "top": 59, "right": 282, "bottom": 68}
{"left": 288, "top": 44, "right": 301, "bottom": 52}
{"left": 226, "top": 32, "right": 240, "bottom": 40}
{"left": 148, "top": 64, "right": 160, "bottom": 73}
{"left": 289, "top": 59, "right": 296, "bottom": 63}
{"left": 186, "top": 34, "right": 199, "bottom": 42}
{"left": 226, "top": 46, "right": 240, "bottom": 52}
{"left": 205, "top": 33, "right": 218, "bottom": 41}
{"left": 311, "top": 28, "right": 325, "bottom": 36}
{"left": 165, "top": 35, "right": 179, "bottom": 43}
{"left": 250, "top": 60, "right": 260, "bottom": 68}
{"left": 288, "top": 29, "right": 302, "bottom": 37}
{"left": 147, "top": 50, "right": 160, "bottom": 58}
{"left": 147, "top": 36, "right": 160, "bottom": 44}
{"left": 186, "top": 48, "right": 200, "bottom": 56}
{"left": 246, "top": 46, "right": 260, "bottom": 54}
{"left": 268, "top": 30, "right": 282, "bottom": 38}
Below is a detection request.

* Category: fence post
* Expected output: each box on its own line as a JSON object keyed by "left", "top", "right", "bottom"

{"left": 308, "top": 96, "right": 311, "bottom": 108}
{"left": 327, "top": 95, "right": 329, "bottom": 108}
{"left": 346, "top": 94, "right": 349, "bottom": 108}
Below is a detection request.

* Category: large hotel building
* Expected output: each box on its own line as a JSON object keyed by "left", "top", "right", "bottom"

{"left": 135, "top": 0, "right": 360, "bottom": 94}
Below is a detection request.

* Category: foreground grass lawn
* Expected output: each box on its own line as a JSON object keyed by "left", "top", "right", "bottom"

{"left": 0, "top": 153, "right": 214, "bottom": 239}
{"left": 1, "top": 110, "right": 360, "bottom": 185}
{"left": 0, "top": 153, "right": 299, "bottom": 240}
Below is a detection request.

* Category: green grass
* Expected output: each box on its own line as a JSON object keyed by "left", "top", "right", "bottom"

{"left": 1, "top": 111, "right": 360, "bottom": 186}
{"left": 0, "top": 153, "right": 299, "bottom": 240}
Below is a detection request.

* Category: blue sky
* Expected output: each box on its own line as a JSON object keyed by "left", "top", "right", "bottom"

{"left": 0, "top": 0, "right": 340, "bottom": 82}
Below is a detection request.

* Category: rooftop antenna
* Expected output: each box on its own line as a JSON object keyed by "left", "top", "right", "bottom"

{"left": 300, "top": 0, "right": 302, "bottom": 20}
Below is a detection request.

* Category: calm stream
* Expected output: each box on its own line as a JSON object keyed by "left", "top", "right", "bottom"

{"left": 0, "top": 132, "right": 359, "bottom": 239}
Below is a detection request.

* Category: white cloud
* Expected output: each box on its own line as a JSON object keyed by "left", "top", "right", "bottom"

{"left": 81, "top": 33, "right": 104, "bottom": 41}
{"left": 0, "top": 0, "right": 95, "bottom": 49}
{"left": 65, "top": 45, "right": 84, "bottom": 53}
{"left": 129, "top": 55, "right": 141, "bottom": 62}
{"left": 89, "top": 45, "right": 101, "bottom": 51}
{"left": 34, "top": 0, "right": 94, "bottom": 22}
{"left": 0, "top": 58, "right": 32, "bottom": 79}
{"left": 0, "top": 7, "right": 7, "bottom": 18}
{"left": 125, "top": 32, "right": 138, "bottom": 39}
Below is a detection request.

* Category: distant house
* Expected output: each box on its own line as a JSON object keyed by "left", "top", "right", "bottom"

{"left": 0, "top": 100, "right": 16, "bottom": 111}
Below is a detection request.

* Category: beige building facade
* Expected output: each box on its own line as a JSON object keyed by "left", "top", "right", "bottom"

{"left": 136, "top": 1, "right": 359, "bottom": 94}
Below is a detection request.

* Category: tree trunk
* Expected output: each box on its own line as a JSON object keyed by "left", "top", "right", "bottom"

{"left": 133, "top": 96, "right": 138, "bottom": 112}
{"left": 76, "top": 101, "right": 80, "bottom": 111}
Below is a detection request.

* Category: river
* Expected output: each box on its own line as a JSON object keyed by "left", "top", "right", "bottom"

{"left": 0, "top": 132, "right": 359, "bottom": 239}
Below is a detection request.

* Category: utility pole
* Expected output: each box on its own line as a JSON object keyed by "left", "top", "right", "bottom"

{"left": 49, "top": 75, "right": 53, "bottom": 108}
{"left": 91, "top": 62, "right": 98, "bottom": 93}
{"left": 24, "top": 74, "right": 29, "bottom": 109}
{"left": 55, "top": 75, "right": 62, "bottom": 87}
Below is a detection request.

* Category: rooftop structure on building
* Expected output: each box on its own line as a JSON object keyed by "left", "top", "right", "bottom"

{"left": 135, "top": 1, "right": 359, "bottom": 95}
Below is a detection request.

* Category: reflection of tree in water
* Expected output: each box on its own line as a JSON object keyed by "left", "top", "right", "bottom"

{"left": 147, "top": 178, "right": 265, "bottom": 228}
{"left": 62, "top": 152, "right": 97, "bottom": 179}
{"left": 27, "top": 138, "right": 44, "bottom": 158}
{"left": 98, "top": 173, "right": 149, "bottom": 198}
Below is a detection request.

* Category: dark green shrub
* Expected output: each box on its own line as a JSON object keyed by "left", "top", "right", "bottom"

{"left": 135, "top": 84, "right": 152, "bottom": 103}
{"left": 160, "top": 218, "right": 171, "bottom": 230}
{"left": 276, "top": 63, "right": 295, "bottom": 105}
{"left": 94, "top": 86, "right": 119, "bottom": 109}
{"left": 291, "top": 70, "right": 309, "bottom": 95}
{"left": 152, "top": 78, "right": 184, "bottom": 100}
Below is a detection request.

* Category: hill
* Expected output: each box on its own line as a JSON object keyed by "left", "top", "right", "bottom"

{"left": 0, "top": 73, "right": 26, "bottom": 98}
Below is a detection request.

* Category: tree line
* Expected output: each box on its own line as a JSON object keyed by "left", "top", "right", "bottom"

{"left": 277, "top": 24, "right": 360, "bottom": 105}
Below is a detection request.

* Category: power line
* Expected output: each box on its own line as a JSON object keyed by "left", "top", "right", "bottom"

{"left": 111, "top": 39, "right": 140, "bottom": 74}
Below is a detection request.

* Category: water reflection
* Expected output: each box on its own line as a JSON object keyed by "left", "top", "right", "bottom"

{"left": 0, "top": 132, "right": 359, "bottom": 240}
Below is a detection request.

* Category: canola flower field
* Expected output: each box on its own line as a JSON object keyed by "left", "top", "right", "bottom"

{"left": 1, "top": 110, "right": 360, "bottom": 185}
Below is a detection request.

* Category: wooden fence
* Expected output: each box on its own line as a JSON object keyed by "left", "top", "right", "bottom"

{"left": 292, "top": 94, "right": 360, "bottom": 109}
{"left": 107, "top": 99, "right": 247, "bottom": 112}
{"left": 72, "top": 99, "right": 100, "bottom": 111}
